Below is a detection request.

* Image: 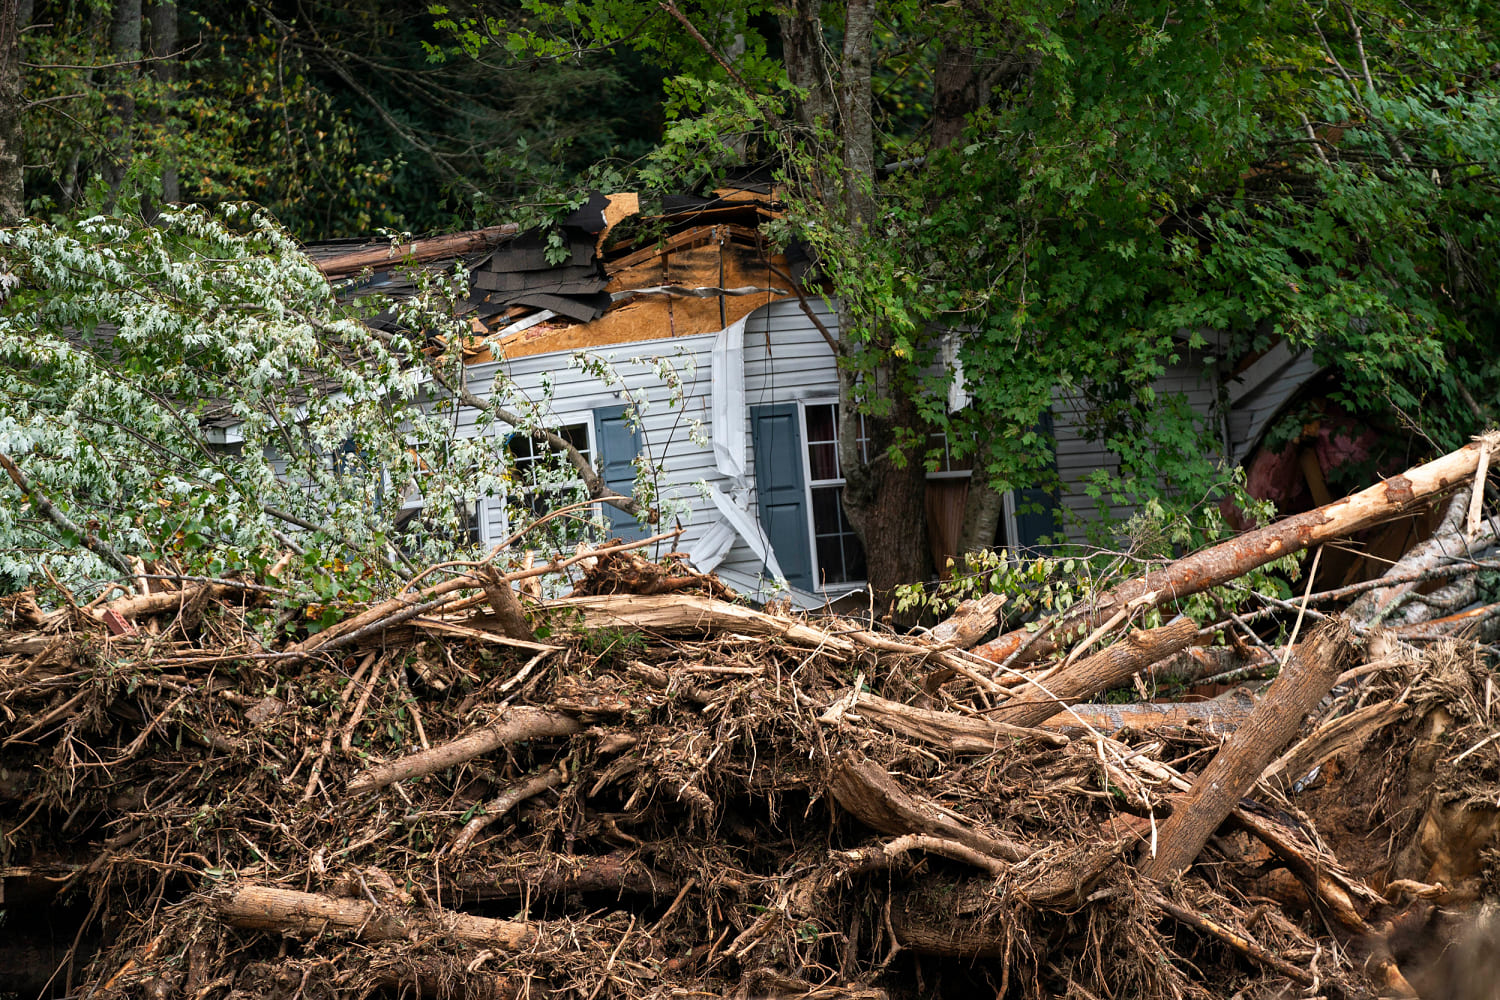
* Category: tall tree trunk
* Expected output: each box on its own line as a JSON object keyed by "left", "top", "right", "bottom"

{"left": 777, "top": 0, "right": 834, "bottom": 133}
{"left": 832, "top": 0, "right": 931, "bottom": 604}
{"left": 0, "top": 0, "right": 22, "bottom": 224}
{"left": 957, "top": 479, "right": 1004, "bottom": 554}
{"left": 103, "top": 0, "right": 142, "bottom": 208}
{"left": 846, "top": 396, "right": 934, "bottom": 607}
{"left": 147, "top": 0, "right": 177, "bottom": 208}
{"left": 931, "top": 42, "right": 979, "bottom": 149}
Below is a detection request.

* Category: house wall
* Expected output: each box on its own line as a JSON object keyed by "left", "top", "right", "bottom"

{"left": 463, "top": 330, "right": 722, "bottom": 555}
{"left": 722, "top": 296, "right": 844, "bottom": 599}
{"left": 1225, "top": 342, "right": 1324, "bottom": 463}
{"left": 1050, "top": 348, "right": 1223, "bottom": 543}
{"left": 460, "top": 296, "right": 1280, "bottom": 601}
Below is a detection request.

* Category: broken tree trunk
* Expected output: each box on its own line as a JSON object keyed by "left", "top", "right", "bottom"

{"left": 313, "top": 225, "right": 519, "bottom": 279}
{"left": 926, "top": 593, "right": 1006, "bottom": 650}
{"left": 347, "top": 707, "right": 581, "bottom": 794}
{"left": 985, "top": 616, "right": 1199, "bottom": 729}
{"left": 974, "top": 439, "right": 1489, "bottom": 665}
{"left": 1347, "top": 488, "right": 1496, "bottom": 627}
{"left": 478, "top": 566, "right": 534, "bottom": 641}
{"left": 1143, "top": 620, "right": 1357, "bottom": 879}
{"left": 215, "top": 884, "right": 538, "bottom": 950}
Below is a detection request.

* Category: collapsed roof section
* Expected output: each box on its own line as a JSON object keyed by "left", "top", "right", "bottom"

{"left": 308, "top": 186, "right": 812, "bottom": 363}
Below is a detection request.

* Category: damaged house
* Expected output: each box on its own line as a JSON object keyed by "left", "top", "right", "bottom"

{"left": 296, "top": 187, "right": 1325, "bottom": 607}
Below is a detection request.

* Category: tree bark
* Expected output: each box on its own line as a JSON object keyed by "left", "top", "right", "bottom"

{"left": 974, "top": 439, "right": 1489, "bottom": 665}
{"left": 986, "top": 616, "right": 1200, "bottom": 729}
{"left": 776, "top": 0, "right": 833, "bottom": 133}
{"left": 843, "top": 406, "right": 932, "bottom": 606}
{"left": 1142, "top": 620, "right": 1356, "bottom": 879}
{"left": 931, "top": 42, "right": 979, "bottom": 150}
{"left": 478, "top": 566, "right": 534, "bottom": 641}
{"left": 147, "top": 0, "right": 177, "bottom": 208}
{"left": 0, "top": 0, "right": 20, "bottom": 224}
{"left": 104, "top": 0, "right": 143, "bottom": 207}
{"left": 215, "top": 884, "right": 539, "bottom": 950}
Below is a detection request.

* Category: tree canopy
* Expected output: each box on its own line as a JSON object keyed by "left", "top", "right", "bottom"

{"left": 3, "top": 0, "right": 1498, "bottom": 598}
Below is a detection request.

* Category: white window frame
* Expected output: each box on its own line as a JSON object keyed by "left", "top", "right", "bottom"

{"left": 497, "top": 419, "right": 597, "bottom": 538}
{"left": 798, "top": 399, "right": 868, "bottom": 593}
{"left": 794, "top": 407, "right": 1035, "bottom": 579}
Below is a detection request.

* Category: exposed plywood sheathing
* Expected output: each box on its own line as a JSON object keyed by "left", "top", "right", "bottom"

{"left": 493, "top": 242, "right": 796, "bottom": 360}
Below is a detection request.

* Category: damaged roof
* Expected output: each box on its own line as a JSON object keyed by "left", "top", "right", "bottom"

{"left": 306, "top": 186, "right": 812, "bottom": 361}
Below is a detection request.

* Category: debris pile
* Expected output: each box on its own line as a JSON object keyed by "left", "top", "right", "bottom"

{"left": 2, "top": 440, "right": 1500, "bottom": 1000}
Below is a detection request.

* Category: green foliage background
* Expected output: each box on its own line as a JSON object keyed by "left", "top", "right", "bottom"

{"left": 7, "top": 0, "right": 1499, "bottom": 594}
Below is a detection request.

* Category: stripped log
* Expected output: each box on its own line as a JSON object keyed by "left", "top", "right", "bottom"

{"left": 974, "top": 439, "right": 1489, "bottom": 666}
{"left": 215, "top": 883, "right": 538, "bottom": 949}
{"left": 549, "top": 594, "right": 857, "bottom": 654}
{"left": 312, "top": 224, "right": 519, "bottom": 278}
{"left": 1143, "top": 620, "right": 1357, "bottom": 879}
{"left": 822, "top": 690, "right": 1068, "bottom": 750}
{"left": 1041, "top": 695, "right": 1257, "bottom": 736}
{"left": 985, "top": 616, "right": 1199, "bottom": 729}
{"left": 93, "top": 583, "right": 240, "bottom": 622}
{"left": 347, "top": 707, "right": 582, "bottom": 794}
{"left": 827, "top": 754, "right": 1026, "bottom": 863}
{"left": 926, "top": 592, "right": 1006, "bottom": 650}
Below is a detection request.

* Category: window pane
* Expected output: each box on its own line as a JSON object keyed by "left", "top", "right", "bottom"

{"left": 805, "top": 403, "right": 836, "bottom": 443}
{"left": 809, "top": 442, "right": 839, "bottom": 481}
{"left": 812, "top": 486, "right": 843, "bottom": 533}
{"left": 817, "top": 536, "right": 844, "bottom": 582}
{"left": 844, "top": 534, "right": 867, "bottom": 581}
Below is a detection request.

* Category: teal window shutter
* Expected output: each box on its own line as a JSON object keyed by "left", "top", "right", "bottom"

{"left": 593, "top": 404, "right": 644, "bottom": 540}
{"left": 750, "top": 404, "right": 814, "bottom": 591}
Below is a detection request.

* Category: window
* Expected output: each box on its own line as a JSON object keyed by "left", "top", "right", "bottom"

{"left": 925, "top": 431, "right": 974, "bottom": 479}
{"left": 505, "top": 423, "right": 593, "bottom": 521}
{"left": 803, "top": 402, "right": 867, "bottom": 586}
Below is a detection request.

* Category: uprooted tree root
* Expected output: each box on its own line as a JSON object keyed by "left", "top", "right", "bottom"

{"left": 2, "top": 555, "right": 1498, "bottom": 999}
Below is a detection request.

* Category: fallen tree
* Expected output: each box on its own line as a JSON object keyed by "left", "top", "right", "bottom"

{"left": 974, "top": 434, "right": 1497, "bottom": 665}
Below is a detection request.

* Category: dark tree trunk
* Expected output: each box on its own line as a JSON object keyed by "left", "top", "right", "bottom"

{"left": 103, "top": 0, "right": 143, "bottom": 208}
{"left": 841, "top": 384, "right": 932, "bottom": 607}
{"left": 0, "top": 0, "right": 22, "bottom": 224}
{"left": 148, "top": 0, "right": 178, "bottom": 208}
{"left": 931, "top": 42, "right": 979, "bottom": 149}
{"left": 777, "top": 0, "right": 834, "bottom": 132}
